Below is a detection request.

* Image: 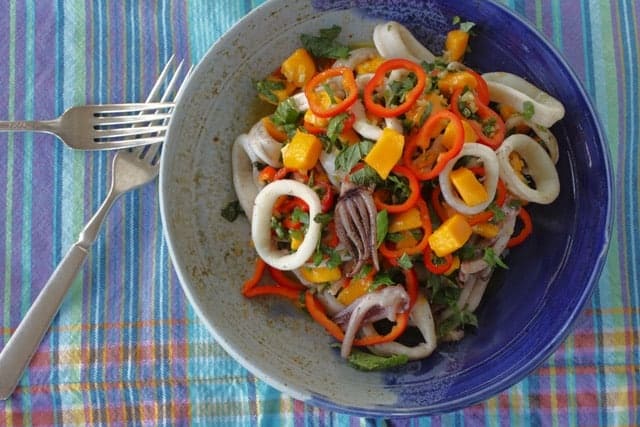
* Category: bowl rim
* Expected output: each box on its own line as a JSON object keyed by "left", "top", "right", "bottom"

{"left": 159, "top": 0, "right": 614, "bottom": 417}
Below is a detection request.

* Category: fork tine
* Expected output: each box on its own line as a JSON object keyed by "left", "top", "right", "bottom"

{"left": 84, "top": 135, "right": 168, "bottom": 150}
{"left": 159, "top": 60, "right": 185, "bottom": 102}
{"left": 140, "top": 64, "right": 194, "bottom": 162}
{"left": 145, "top": 55, "right": 176, "bottom": 103}
{"left": 92, "top": 103, "right": 173, "bottom": 115}
{"left": 93, "top": 113, "right": 173, "bottom": 126}
{"left": 95, "top": 126, "right": 167, "bottom": 139}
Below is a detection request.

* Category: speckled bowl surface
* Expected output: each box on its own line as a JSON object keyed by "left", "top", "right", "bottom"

{"left": 159, "top": 0, "right": 612, "bottom": 417}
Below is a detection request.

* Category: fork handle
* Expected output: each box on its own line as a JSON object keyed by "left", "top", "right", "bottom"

{"left": 0, "top": 119, "right": 57, "bottom": 133}
{"left": 0, "top": 243, "right": 88, "bottom": 400}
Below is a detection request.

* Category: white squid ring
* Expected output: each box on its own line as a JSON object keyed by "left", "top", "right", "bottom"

{"left": 496, "top": 134, "right": 560, "bottom": 204}
{"left": 505, "top": 115, "right": 559, "bottom": 164}
{"left": 482, "top": 72, "right": 565, "bottom": 128}
{"left": 231, "top": 134, "right": 261, "bottom": 218}
{"left": 373, "top": 21, "right": 436, "bottom": 63}
{"left": 251, "top": 179, "right": 322, "bottom": 270}
{"left": 438, "top": 143, "right": 500, "bottom": 215}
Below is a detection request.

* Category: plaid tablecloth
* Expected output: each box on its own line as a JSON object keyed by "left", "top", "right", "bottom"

{"left": 0, "top": 0, "right": 637, "bottom": 425}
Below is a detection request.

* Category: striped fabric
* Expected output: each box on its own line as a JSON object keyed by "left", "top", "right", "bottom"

{"left": 0, "top": 0, "right": 637, "bottom": 426}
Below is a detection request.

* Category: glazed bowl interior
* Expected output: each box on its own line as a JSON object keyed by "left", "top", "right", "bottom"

{"left": 159, "top": 0, "right": 611, "bottom": 416}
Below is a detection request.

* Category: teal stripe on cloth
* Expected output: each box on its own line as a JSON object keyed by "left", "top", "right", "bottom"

{"left": 0, "top": 0, "right": 637, "bottom": 425}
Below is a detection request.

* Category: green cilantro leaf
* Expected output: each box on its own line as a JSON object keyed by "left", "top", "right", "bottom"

{"left": 522, "top": 100, "right": 535, "bottom": 120}
{"left": 300, "top": 25, "right": 350, "bottom": 59}
{"left": 326, "top": 113, "right": 350, "bottom": 143}
{"left": 397, "top": 253, "right": 413, "bottom": 270}
{"left": 347, "top": 349, "right": 409, "bottom": 371}
{"left": 221, "top": 200, "right": 242, "bottom": 222}
{"left": 483, "top": 247, "right": 509, "bottom": 269}
{"left": 254, "top": 78, "right": 285, "bottom": 104}
{"left": 335, "top": 140, "right": 373, "bottom": 172}
{"left": 376, "top": 210, "right": 389, "bottom": 248}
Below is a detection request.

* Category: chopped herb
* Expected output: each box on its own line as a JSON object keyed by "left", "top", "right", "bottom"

{"left": 270, "top": 217, "right": 287, "bottom": 240}
{"left": 378, "top": 174, "right": 411, "bottom": 205}
{"left": 507, "top": 199, "right": 522, "bottom": 209}
{"left": 326, "top": 113, "right": 349, "bottom": 143}
{"left": 522, "top": 100, "right": 535, "bottom": 120}
{"left": 221, "top": 200, "right": 242, "bottom": 222}
{"left": 483, "top": 247, "right": 509, "bottom": 269}
{"left": 384, "top": 72, "right": 418, "bottom": 107}
{"left": 290, "top": 207, "right": 309, "bottom": 226}
{"left": 370, "top": 271, "right": 396, "bottom": 290}
{"left": 347, "top": 349, "right": 409, "bottom": 371}
{"left": 313, "top": 212, "right": 333, "bottom": 226}
{"left": 353, "top": 264, "right": 372, "bottom": 279}
{"left": 459, "top": 21, "right": 476, "bottom": 33}
{"left": 376, "top": 210, "right": 389, "bottom": 247}
{"left": 300, "top": 25, "right": 350, "bottom": 59}
{"left": 452, "top": 16, "right": 476, "bottom": 33}
{"left": 457, "top": 243, "right": 480, "bottom": 261}
{"left": 482, "top": 117, "right": 497, "bottom": 136}
{"left": 271, "top": 98, "right": 302, "bottom": 137}
{"left": 488, "top": 202, "right": 506, "bottom": 224}
{"left": 335, "top": 140, "right": 373, "bottom": 172}
{"left": 425, "top": 272, "right": 461, "bottom": 308}
{"left": 418, "top": 101, "right": 433, "bottom": 127}
{"left": 254, "top": 78, "right": 285, "bottom": 104}
{"left": 397, "top": 253, "right": 413, "bottom": 270}
{"left": 322, "top": 83, "right": 337, "bottom": 104}
{"left": 385, "top": 232, "right": 406, "bottom": 243}
{"left": 349, "top": 164, "right": 382, "bottom": 186}
{"left": 437, "top": 308, "right": 478, "bottom": 338}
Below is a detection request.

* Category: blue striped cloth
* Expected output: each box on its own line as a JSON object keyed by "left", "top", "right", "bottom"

{"left": 0, "top": 0, "right": 638, "bottom": 425}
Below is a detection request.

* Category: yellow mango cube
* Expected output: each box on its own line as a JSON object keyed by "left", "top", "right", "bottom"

{"left": 445, "top": 29, "right": 470, "bottom": 62}
{"left": 388, "top": 207, "right": 422, "bottom": 233}
{"left": 473, "top": 222, "right": 500, "bottom": 239}
{"left": 337, "top": 275, "right": 371, "bottom": 305}
{"left": 281, "top": 48, "right": 317, "bottom": 87}
{"left": 290, "top": 234, "right": 303, "bottom": 250}
{"left": 437, "top": 70, "right": 476, "bottom": 95}
{"left": 364, "top": 127, "right": 405, "bottom": 179}
{"left": 355, "top": 56, "right": 385, "bottom": 74}
{"left": 449, "top": 167, "right": 489, "bottom": 207}
{"left": 282, "top": 130, "right": 322, "bottom": 172}
{"left": 428, "top": 213, "right": 472, "bottom": 257}
{"left": 300, "top": 265, "right": 342, "bottom": 284}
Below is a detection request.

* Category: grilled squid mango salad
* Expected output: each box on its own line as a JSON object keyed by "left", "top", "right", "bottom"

{"left": 229, "top": 20, "right": 564, "bottom": 370}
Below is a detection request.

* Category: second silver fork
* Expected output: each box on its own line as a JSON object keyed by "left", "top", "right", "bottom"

{"left": 0, "top": 56, "right": 190, "bottom": 400}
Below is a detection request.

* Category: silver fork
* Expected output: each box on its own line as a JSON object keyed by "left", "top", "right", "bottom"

{"left": 0, "top": 56, "right": 190, "bottom": 399}
{"left": 0, "top": 101, "right": 174, "bottom": 150}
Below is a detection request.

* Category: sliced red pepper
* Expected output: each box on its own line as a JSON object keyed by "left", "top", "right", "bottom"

{"left": 507, "top": 206, "right": 533, "bottom": 248}
{"left": 466, "top": 68, "right": 490, "bottom": 106}
{"left": 268, "top": 267, "right": 306, "bottom": 290}
{"left": 430, "top": 185, "right": 450, "bottom": 223}
{"left": 403, "top": 110, "right": 465, "bottom": 181}
{"left": 313, "top": 179, "right": 336, "bottom": 213}
{"left": 379, "top": 198, "right": 432, "bottom": 258}
{"left": 363, "top": 58, "right": 427, "bottom": 118}
{"left": 373, "top": 165, "right": 421, "bottom": 213}
{"left": 304, "top": 67, "right": 358, "bottom": 118}
{"left": 424, "top": 249, "right": 453, "bottom": 275}
{"left": 257, "top": 165, "right": 277, "bottom": 183}
{"left": 451, "top": 88, "right": 506, "bottom": 149}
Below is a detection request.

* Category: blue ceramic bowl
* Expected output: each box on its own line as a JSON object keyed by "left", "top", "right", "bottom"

{"left": 159, "top": 0, "right": 612, "bottom": 416}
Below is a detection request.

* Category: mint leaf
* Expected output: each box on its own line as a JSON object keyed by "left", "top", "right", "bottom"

{"left": 347, "top": 349, "right": 409, "bottom": 371}
{"left": 300, "top": 25, "right": 350, "bottom": 59}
